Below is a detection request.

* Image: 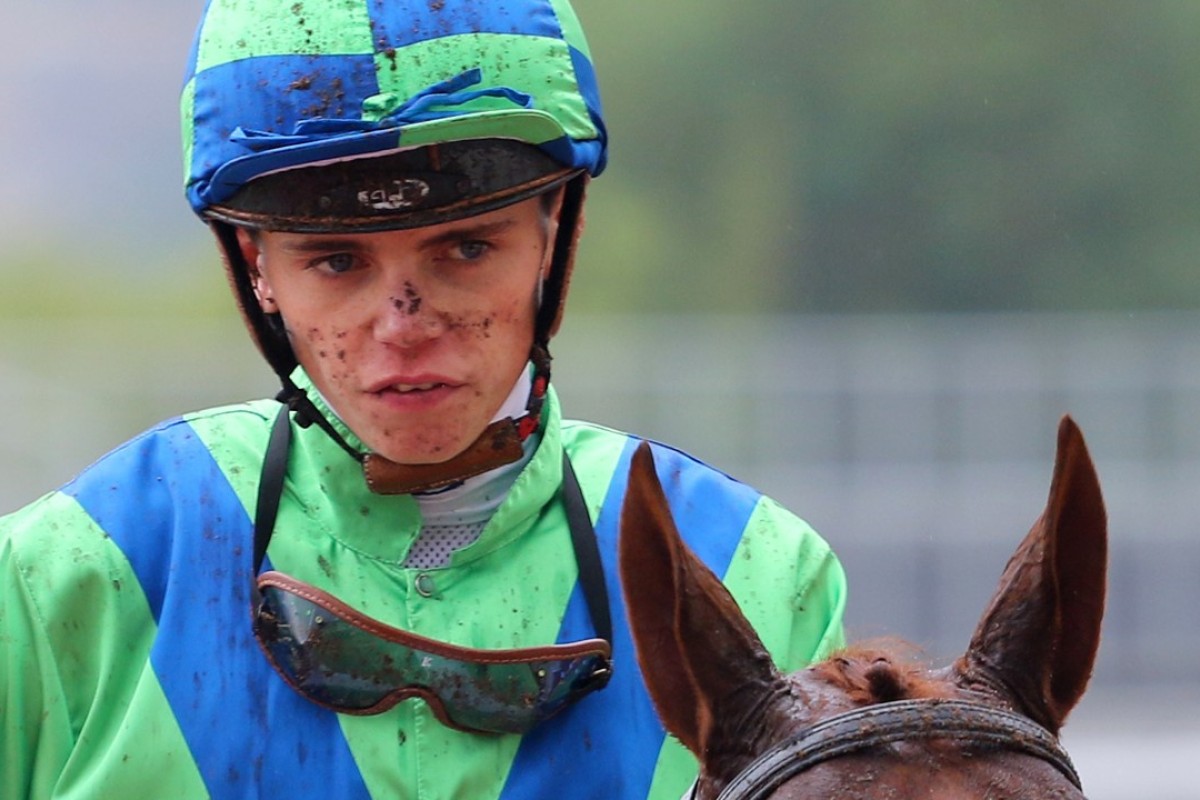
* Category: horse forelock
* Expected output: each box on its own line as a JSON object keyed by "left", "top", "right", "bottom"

{"left": 809, "top": 641, "right": 954, "bottom": 707}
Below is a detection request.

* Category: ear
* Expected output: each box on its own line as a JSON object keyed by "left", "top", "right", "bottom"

{"left": 234, "top": 228, "right": 278, "bottom": 313}
{"left": 538, "top": 188, "right": 567, "bottom": 282}
{"left": 957, "top": 416, "right": 1107, "bottom": 733}
{"left": 619, "top": 442, "right": 783, "bottom": 758}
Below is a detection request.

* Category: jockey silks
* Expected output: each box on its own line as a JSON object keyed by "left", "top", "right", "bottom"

{"left": 0, "top": 386, "right": 846, "bottom": 799}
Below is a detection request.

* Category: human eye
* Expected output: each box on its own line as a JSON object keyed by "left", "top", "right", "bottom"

{"left": 310, "top": 252, "right": 358, "bottom": 275}
{"left": 452, "top": 239, "right": 490, "bottom": 262}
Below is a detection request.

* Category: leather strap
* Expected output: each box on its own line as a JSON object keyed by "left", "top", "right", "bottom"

{"left": 560, "top": 450, "right": 612, "bottom": 644}
{"left": 363, "top": 421, "right": 524, "bottom": 494}
{"left": 713, "top": 698, "right": 1081, "bottom": 800}
{"left": 253, "top": 403, "right": 293, "bottom": 573}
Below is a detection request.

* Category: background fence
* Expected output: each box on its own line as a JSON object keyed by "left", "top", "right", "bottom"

{"left": 2, "top": 311, "right": 1196, "bottom": 796}
{"left": 554, "top": 313, "right": 1200, "bottom": 685}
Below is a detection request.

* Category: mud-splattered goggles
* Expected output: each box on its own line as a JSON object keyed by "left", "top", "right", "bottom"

{"left": 249, "top": 407, "right": 613, "bottom": 735}
{"left": 251, "top": 571, "right": 611, "bottom": 733}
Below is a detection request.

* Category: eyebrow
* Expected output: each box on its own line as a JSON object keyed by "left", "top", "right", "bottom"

{"left": 275, "top": 237, "right": 370, "bottom": 255}
{"left": 416, "top": 219, "right": 518, "bottom": 251}
{"left": 273, "top": 218, "right": 520, "bottom": 256}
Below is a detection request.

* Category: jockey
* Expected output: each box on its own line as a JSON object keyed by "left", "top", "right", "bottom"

{"left": 0, "top": 1, "right": 846, "bottom": 798}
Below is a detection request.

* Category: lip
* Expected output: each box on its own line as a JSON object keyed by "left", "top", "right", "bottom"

{"left": 365, "top": 373, "right": 464, "bottom": 394}
{"left": 364, "top": 374, "right": 465, "bottom": 411}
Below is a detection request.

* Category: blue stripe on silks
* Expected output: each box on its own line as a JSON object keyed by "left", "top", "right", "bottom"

{"left": 367, "top": 0, "right": 564, "bottom": 51}
{"left": 68, "top": 419, "right": 370, "bottom": 800}
{"left": 65, "top": 417, "right": 192, "bottom": 622}
{"left": 189, "top": 54, "right": 380, "bottom": 197}
{"left": 500, "top": 437, "right": 760, "bottom": 797}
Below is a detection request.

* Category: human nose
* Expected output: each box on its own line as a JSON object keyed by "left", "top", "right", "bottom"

{"left": 372, "top": 280, "right": 445, "bottom": 348}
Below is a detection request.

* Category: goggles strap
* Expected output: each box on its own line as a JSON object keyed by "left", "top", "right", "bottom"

{"left": 534, "top": 174, "right": 586, "bottom": 342}
{"left": 252, "top": 404, "right": 612, "bottom": 643}
{"left": 254, "top": 404, "right": 294, "bottom": 573}
{"left": 561, "top": 451, "right": 612, "bottom": 643}
{"left": 278, "top": 377, "right": 364, "bottom": 461}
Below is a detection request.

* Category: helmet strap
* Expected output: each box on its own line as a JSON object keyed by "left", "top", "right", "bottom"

{"left": 211, "top": 221, "right": 297, "bottom": 379}
{"left": 536, "top": 174, "right": 588, "bottom": 342}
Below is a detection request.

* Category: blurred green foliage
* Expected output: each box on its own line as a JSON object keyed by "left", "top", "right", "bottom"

{"left": 6, "top": 1, "right": 1200, "bottom": 318}
{"left": 569, "top": 0, "right": 1200, "bottom": 313}
{"left": 0, "top": 251, "right": 229, "bottom": 321}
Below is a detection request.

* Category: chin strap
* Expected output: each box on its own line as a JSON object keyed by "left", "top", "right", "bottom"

{"left": 362, "top": 420, "right": 525, "bottom": 494}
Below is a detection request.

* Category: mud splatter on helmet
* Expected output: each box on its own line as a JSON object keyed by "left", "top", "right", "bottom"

{"left": 183, "top": 0, "right": 606, "bottom": 220}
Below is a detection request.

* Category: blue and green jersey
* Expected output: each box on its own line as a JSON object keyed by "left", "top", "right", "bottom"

{"left": 0, "top": 388, "right": 845, "bottom": 798}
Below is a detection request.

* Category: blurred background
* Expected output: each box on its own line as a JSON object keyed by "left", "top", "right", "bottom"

{"left": 2, "top": 1, "right": 1198, "bottom": 795}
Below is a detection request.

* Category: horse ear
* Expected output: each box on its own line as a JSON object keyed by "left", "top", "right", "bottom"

{"left": 958, "top": 416, "right": 1107, "bottom": 734}
{"left": 619, "top": 442, "right": 782, "bottom": 758}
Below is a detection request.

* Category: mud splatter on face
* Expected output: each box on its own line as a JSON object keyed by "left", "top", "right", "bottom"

{"left": 306, "top": 327, "right": 331, "bottom": 360}
{"left": 391, "top": 281, "right": 423, "bottom": 315}
{"left": 442, "top": 311, "right": 496, "bottom": 339}
{"left": 317, "top": 328, "right": 352, "bottom": 386}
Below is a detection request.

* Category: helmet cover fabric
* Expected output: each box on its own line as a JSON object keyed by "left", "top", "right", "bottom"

{"left": 181, "top": 0, "right": 607, "bottom": 216}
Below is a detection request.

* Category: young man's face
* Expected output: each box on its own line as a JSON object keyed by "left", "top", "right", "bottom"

{"left": 237, "top": 194, "right": 560, "bottom": 465}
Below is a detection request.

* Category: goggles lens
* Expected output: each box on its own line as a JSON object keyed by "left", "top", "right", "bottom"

{"left": 252, "top": 572, "right": 612, "bottom": 734}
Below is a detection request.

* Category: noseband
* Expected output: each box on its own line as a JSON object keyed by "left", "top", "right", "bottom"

{"left": 705, "top": 698, "right": 1082, "bottom": 800}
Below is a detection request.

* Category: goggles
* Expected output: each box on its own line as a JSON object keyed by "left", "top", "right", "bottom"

{"left": 250, "top": 407, "right": 613, "bottom": 735}
{"left": 252, "top": 571, "right": 611, "bottom": 733}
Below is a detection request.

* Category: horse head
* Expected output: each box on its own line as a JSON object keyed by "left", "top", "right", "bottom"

{"left": 619, "top": 416, "right": 1106, "bottom": 799}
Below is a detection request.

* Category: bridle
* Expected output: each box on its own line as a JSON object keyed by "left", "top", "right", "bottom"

{"left": 706, "top": 699, "right": 1081, "bottom": 799}
{"left": 696, "top": 698, "right": 1082, "bottom": 800}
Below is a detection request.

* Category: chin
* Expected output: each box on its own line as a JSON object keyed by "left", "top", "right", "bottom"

{"left": 372, "top": 435, "right": 473, "bottom": 466}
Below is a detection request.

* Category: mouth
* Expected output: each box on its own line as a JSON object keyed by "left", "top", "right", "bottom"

{"left": 381, "top": 381, "right": 449, "bottom": 394}
{"left": 367, "top": 376, "right": 463, "bottom": 401}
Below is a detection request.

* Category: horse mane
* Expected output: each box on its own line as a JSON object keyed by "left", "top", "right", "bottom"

{"left": 812, "top": 640, "right": 954, "bottom": 705}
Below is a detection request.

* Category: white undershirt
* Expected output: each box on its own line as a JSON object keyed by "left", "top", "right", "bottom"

{"left": 402, "top": 368, "right": 537, "bottom": 568}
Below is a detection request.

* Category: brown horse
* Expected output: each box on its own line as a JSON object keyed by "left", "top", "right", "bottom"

{"left": 619, "top": 416, "right": 1106, "bottom": 799}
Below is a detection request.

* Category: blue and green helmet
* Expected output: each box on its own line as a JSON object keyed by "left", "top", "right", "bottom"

{"left": 182, "top": 0, "right": 607, "bottom": 231}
